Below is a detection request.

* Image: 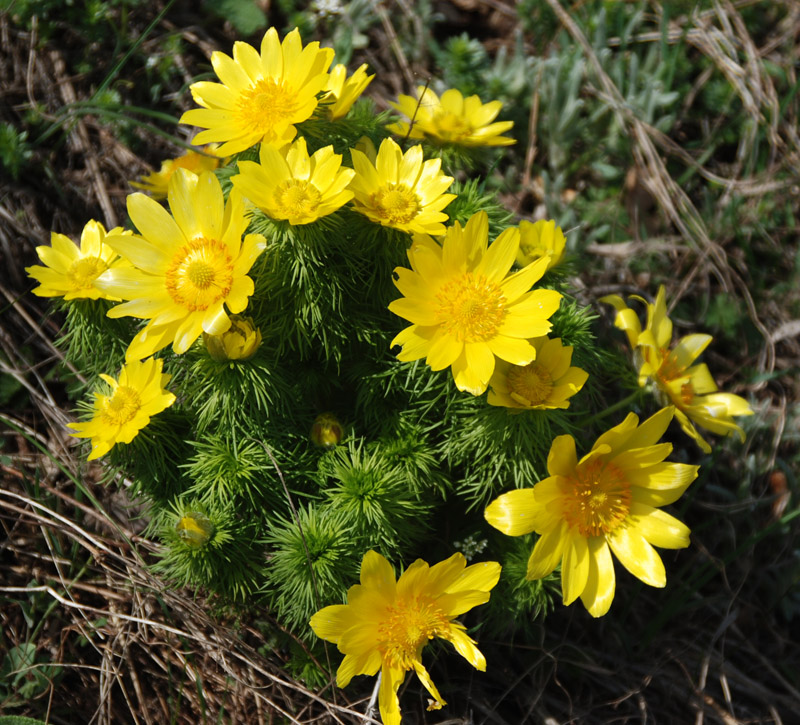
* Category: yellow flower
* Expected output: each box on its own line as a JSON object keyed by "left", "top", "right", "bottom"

{"left": 485, "top": 407, "right": 698, "bottom": 617}
{"left": 26, "top": 220, "right": 130, "bottom": 301}
{"left": 387, "top": 86, "right": 515, "bottom": 147}
{"left": 131, "top": 146, "right": 222, "bottom": 199}
{"left": 516, "top": 219, "right": 566, "bottom": 270}
{"left": 349, "top": 137, "right": 455, "bottom": 235}
{"left": 95, "top": 170, "right": 266, "bottom": 361}
{"left": 389, "top": 211, "right": 562, "bottom": 395}
{"left": 68, "top": 357, "right": 176, "bottom": 460}
{"left": 310, "top": 550, "right": 500, "bottom": 725}
{"left": 321, "top": 63, "right": 374, "bottom": 120}
{"left": 488, "top": 337, "right": 588, "bottom": 410}
{"left": 203, "top": 315, "right": 261, "bottom": 362}
{"left": 179, "top": 27, "right": 334, "bottom": 155}
{"left": 231, "top": 137, "right": 355, "bottom": 225}
{"left": 601, "top": 286, "right": 753, "bottom": 453}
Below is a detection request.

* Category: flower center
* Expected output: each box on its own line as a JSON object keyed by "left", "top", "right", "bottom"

{"left": 236, "top": 79, "right": 299, "bottom": 136}
{"left": 507, "top": 361, "right": 553, "bottom": 405}
{"left": 67, "top": 257, "right": 107, "bottom": 290}
{"left": 435, "top": 272, "right": 507, "bottom": 342}
{"left": 273, "top": 179, "right": 322, "bottom": 219}
{"left": 433, "top": 112, "right": 472, "bottom": 141}
{"left": 100, "top": 386, "right": 141, "bottom": 427}
{"left": 377, "top": 597, "right": 449, "bottom": 669}
{"left": 164, "top": 237, "right": 234, "bottom": 311}
{"left": 561, "top": 459, "right": 631, "bottom": 537}
{"left": 370, "top": 184, "right": 420, "bottom": 224}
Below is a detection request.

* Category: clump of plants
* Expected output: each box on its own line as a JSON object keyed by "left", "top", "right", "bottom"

{"left": 25, "top": 25, "right": 755, "bottom": 725}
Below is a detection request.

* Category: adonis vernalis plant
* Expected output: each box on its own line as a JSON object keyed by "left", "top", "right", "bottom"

{"left": 25, "top": 21, "right": 756, "bottom": 724}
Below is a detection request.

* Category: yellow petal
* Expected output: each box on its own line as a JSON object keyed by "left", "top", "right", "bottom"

{"left": 607, "top": 525, "right": 666, "bottom": 588}
{"left": 580, "top": 538, "right": 616, "bottom": 617}
{"left": 547, "top": 435, "right": 577, "bottom": 477}
{"left": 527, "top": 522, "right": 567, "bottom": 580}
{"left": 441, "top": 625, "right": 486, "bottom": 670}
{"left": 378, "top": 665, "right": 405, "bottom": 725}
{"left": 561, "top": 530, "right": 590, "bottom": 605}
{"left": 359, "top": 550, "right": 397, "bottom": 600}
{"left": 485, "top": 489, "right": 539, "bottom": 536}
{"left": 627, "top": 502, "right": 690, "bottom": 549}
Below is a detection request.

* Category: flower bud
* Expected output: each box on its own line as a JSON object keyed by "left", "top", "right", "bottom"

{"left": 516, "top": 219, "right": 566, "bottom": 270}
{"left": 203, "top": 315, "right": 262, "bottom": 362}
{"left": 176, "top": 511, "right": 214, "bottom": 548}
{"left": 310, "top": 412, "right": 343, "bottom": 448}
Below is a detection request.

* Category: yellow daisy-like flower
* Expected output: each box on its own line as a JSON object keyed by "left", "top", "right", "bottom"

{"left": 26, "top": 220, "right": 129, "bottom": 301}
{"left": 203, "top": 315, "right": 261, "bottom": 362}
{"left": 389, "top": 211, "right": 562, "bottom": 395}
{"left": 387, "top": 86, "right": 515, "bottom": 147}
{"left": 94, "top": 169, "right": 266, "bottom": 361}
{"left": 485, "top": 407, "right": 698, "bottom": 617}
{"left": 488, "top": 337, "right": 588, "bottom": 410}
{"left": 231, "top": 137, "right": 355, "bottom": 225}
{"left": 320, "top": 63, "right": 374, "bottom": 120}
{"left": 601, "top": 286, "right": 753, "bottom": 453}
{"left": 309, "top": 550, "right": 501, "bottom": 725}
{"left": 515, "top": 219, "right": 566, "bottom": 270}
{"left": 131, "top": 145, "right": 222, "bottom": 199}
{"left": 179, "top": 27, "right": 334, "bottom": 155}
{"left": 68, "top": 357, "right": 176, "bottom": 460}
{"left": 349, "top": 137, "right": 456, "bottom": 235}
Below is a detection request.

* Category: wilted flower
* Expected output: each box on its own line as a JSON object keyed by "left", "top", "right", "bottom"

{"left": 601, "top": 286, "right": 753, "bottom": 452}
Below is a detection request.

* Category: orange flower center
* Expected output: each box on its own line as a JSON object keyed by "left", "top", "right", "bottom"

{"left": 164, "top": 237, "right": 234, "bottom": 311}
{"left": 561, "top": 458, "right": 631, "bottom": 537}
{"left": 67, "top": 256, "right": 107, "bottom": 290}
{"left": 370, "top": 184, "right": 420, "bottom": 225}
{"left": 237, "top": 79, "right": 299, "bottom": 136}
{"left": 377, "top": 597, "right": 449, "bottom": 669}
{"left": 507, "top": 361, "right": 553, "bottom": 405}
{"left": 273, "top": 179, "right": 322, "bottom": 219}
{"left": 100, "top": 385, "right": 141, "bottom": 426}
{"left": 436, "top": 272, "right": 507, "bottom": 342}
